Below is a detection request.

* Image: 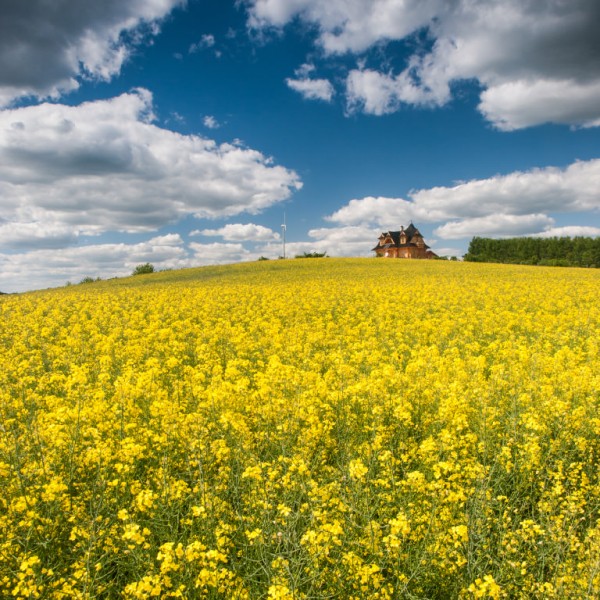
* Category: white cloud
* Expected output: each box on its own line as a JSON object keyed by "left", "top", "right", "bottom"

{"left": 246, "top": 0, "right": 600, "bottom": 129}
{"left": 286, "top": 77, "right": 334, "bottom": 102}
{"left": 0, "top": 90, "right": 301, "bottom": 249}
{"left": 294, "top": 63, "right": 316, "bottom": 78}
{"left": 432, "top": 247, "right": 464, "bottom": 258}
{"left": 286, "top": 62, "right": 334, "bottom": 102}
{"left": 346, "top": 63, "right": 451, "bottom": 115}
{"left": 203, "top": 115, "right": 220, "bottom": 129}
{"left": 0, "top": 234, "right": 191, "bottom": 293}
{"left": 0, "top": 0, "right": 185, "bottom": 106}
{"left": 188, "top": 241, "right": 252, "bottom": 264}
{"left": 479, "top": 78, "right": 600, "bottom": 131}
{"left": 259, "top": 225, "right": 376, "bottom": 258}
{"left": 410, "top": 160, "right": 600, "bottom": 221}
{"left": 194, "top": 223, "right": 280, "bottom": 241}
{"left": 326, "top": 158, "right": 600, "bottom": 242}
{"left": 201, "top": 34, "right": 215, "bottom": 47}
{"left": 190, "top": 34, "right": 216, "bottom": 53}
{"left": 326, "top": 196, "right": 415, "bottom": 227}
{"left": 346, "top": 70, "right": 404, "bottom": 116}
{"left": 247, "top": 0, "right": 437, "bottom": 52}
{"left": 533, "top": 226, "right": 600, "bottom": 238}
{"left": 434, "top": 214, "right": 555, "bottom": 240}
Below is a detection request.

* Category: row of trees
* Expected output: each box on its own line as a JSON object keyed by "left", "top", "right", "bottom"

{"left": 465, "top": 236, "right": 600, "bottom": 267}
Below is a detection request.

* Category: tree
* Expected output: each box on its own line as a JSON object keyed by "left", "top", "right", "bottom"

{"left": 132, "top": 263, "right": 155, "bottom": 275}
{"left": 295, "top": 251, "right": 327, "bottom": 258}
{"left": 464, "top": 236, "right": 600, "bottom": 268}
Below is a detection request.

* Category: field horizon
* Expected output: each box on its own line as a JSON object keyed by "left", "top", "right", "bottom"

{"left": 16, "top": 255, "right": 600, "bottom": 296}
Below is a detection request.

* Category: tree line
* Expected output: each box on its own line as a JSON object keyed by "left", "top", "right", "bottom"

{"left": 464, "top": 236, "right": 600, "bottom": 268}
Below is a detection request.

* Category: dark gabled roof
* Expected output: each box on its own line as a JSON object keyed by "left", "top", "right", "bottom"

{"left": 371, "top": 242, "right": 395, "bottom": 251}
{"left": 373, "top": 224, "right": 430, "bottom": 250}
{"left": 404, "top": 223, "right": 418, "bottom": 238}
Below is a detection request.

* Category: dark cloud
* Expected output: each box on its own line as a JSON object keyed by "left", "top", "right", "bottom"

{"left": 0, "top": 0, "right": 185, "bottom": 104}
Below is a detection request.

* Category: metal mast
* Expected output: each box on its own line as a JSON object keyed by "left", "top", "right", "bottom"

{"left": 281, "top": 212, "right": 287, "bottom": 259}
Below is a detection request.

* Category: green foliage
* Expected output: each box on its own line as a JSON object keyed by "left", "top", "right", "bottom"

{"left": 465, "top": 236, "right": 600, "bottom": 268}
{"left": 132, "top": 263, "right": 155, "bottom": 276}
{"left": 79, "top": 276, "right": 101, "bottom": 284}
{"left": 295, "top": 251, "right": 328, "bottom": 258}
{"left": 258, "top": 256, "right": 270, "bottom": 261}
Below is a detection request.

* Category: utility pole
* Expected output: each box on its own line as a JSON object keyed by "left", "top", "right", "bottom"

{"left": 281, "top": 212, "right": 287, "bottom": 259}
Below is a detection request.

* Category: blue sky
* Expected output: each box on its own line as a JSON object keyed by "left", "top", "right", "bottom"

{"left": 1, "top": 0, "right": 600, "bottom": 292}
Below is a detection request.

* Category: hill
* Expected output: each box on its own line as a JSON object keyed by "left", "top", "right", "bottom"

{"left": 1, "top": 258, "right": 599, "bottom": 598}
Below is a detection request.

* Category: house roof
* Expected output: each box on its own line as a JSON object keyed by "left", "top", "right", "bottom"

{"left": 372, "top": 223, "right": 430, "bottom": 251}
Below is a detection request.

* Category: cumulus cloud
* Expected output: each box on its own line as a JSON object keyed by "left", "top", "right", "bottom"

{"left": 0, "top": 89, "right": 301, "bottom": 248}
{"left": 410, "top": 160, "right": 600, "bottom": 221}
{"left": 326, "top": 196, "right": 415, "bottom": 227}
{"left": 286, "top": 77, "right": 334, "bottom": 102}
{"left": 0, "top": 0, "right": 184, "bottom": 106}
{"left": 0, "top": 234, "right": 190, "bottom": 293}
{"left": 479, "top": 79, "right": 600, "bottom": 131}
{"left": 326, "top": 158, "right": 600, "bottom": 240}
{"left": 246, "top": 0, "right": 600, "bottom": 128}
{"left": 247, "top": 0, "right": 435, "bottom": 52}
{"left": 188, "top": 242, "right": 252, "bottom": 264}
{"left": 258, "top": 225, "right": 377, "bottom": 258}
{"left": 195, "top": 223, "right": 280, "bottom": 241}
{"left": 533, "top": 226, "right": 600, "bottom": 238}
{"left": 346, "top": 62, "right": 452, "bottom": 115}
{"left": 433, "top": 214, "right": 556, "bottom": 240}
{"left": 286, "top": 63, "right": 334, "bottom": 102}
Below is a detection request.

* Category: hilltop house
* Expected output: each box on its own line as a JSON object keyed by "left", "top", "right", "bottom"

{"left": 372, "top": 224, "right": 437, "bottom": 259}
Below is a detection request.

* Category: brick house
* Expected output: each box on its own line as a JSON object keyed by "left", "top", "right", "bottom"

{"left": 372, "top": 223, "right": 437, "bottom": 259}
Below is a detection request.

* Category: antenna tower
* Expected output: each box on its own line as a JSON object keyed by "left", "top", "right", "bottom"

{"left": 281, "top": 213, "right": 287, "bottom": 259}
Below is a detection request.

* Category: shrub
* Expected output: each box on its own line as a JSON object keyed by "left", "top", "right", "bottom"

{"left": 295, "top": 251, "right": 327, "bottom": 258}
{"left": 132, "top": 263, "right": 155, "bottom": 276}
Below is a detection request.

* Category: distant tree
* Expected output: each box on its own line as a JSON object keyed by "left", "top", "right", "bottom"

{"left": 79, "top": 276, "right": 96, "bottom": 284}
{"left": 295, "top": 251, "right": 327, "bottom": 258}
{"left": 465, "top": 236, "right": 600, "bottom": 268}
{"left": 258, "top": 256, "right": 270, "bottom": 261}
{"left": 132, "top": 263, "right": 155, "bottom": 275}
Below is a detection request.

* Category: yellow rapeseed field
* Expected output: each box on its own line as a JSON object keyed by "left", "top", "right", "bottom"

{"left": 1, "top": 258, "right": 599, "bottom": 598}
